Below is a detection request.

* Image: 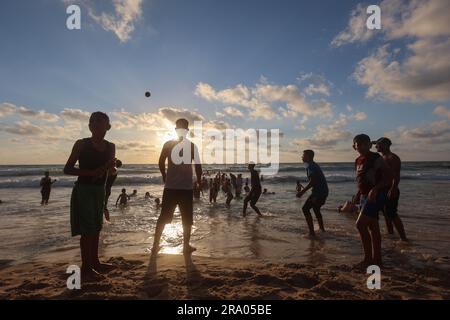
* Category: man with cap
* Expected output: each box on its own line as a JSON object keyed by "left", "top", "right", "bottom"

{"left": 374, "top": 137, "right": 407, "bottom": 241}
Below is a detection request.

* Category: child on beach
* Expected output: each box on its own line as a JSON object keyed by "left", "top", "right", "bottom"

{"left": 40, "top": 171, "right": 57, "bottom": 205}
{"left": 223, "top": 179, "right": 234, "bottom": 206}
{"left": 116, "top": 188, "right": 130, "bottom": 207}
{"left": 64, "top": 111, "right": 116, "bottom": 281}
{"left": 353, "top": 134, "right": 392, "bottom": 268}
{"left": 296, "top": 150, "right": 329, "bottom": 237}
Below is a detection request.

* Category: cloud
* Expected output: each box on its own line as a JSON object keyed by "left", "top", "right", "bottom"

{"left": 331, "top": 3, "right": 375, "bottom": 48}
{"left": 85, "top": 0, "right": 143, "bottom": 42}
{"left": 334, "top": 0, "right": 450, "bottom": 103}
{"left": 195, "top": 79, "right": 333, "bottom": 120}
{"left": 433, "top": 106, "right": 450, "bottom": 119}
{"left": 332, "top": 0, "right": 450, "bottom": 47}
{"left": 353, "top": 111, "right": 367, "bottom": 121}
{"left": 2, "top": 120, "right": 44, "bottom": 136}
{"left": 0, "top": 103, "right": 60, "bottom": 122}
{"left": 60, "top": 108, "right": 91, "bottom": 122}
{"left": 221, "top": 107, "right": 245, "bottom": 118}
{"left": 0, "top": 103, "right": 17, "bottom": 117}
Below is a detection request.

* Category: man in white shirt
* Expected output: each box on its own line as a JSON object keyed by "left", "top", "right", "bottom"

{"left": 151, "top": 118, "right": 202, "bottom": 256}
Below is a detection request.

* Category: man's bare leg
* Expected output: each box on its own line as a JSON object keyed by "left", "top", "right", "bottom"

{"left": 303, "top": 210, "right": 315, "bottom": 237}
{"left": 393, "top": 216, "right": 407, "bottom": 241}
{"left": 151, "top": 222, "right": 165, "bottom": 255}
{"left": 383, "top": 213, "right": 394, "bottom": 234}
{"left": 251, "top": 203, "right": 262, "bottom": 216}
{"left": 368, "top": 219, "right": 382, "bottom": 266}
{"left": 356, "top": 214, "right": 373, "bottom": 267}
{"left": 313, "top": 207, "right": 325, "bottom": 232}
{"left": 183, "top": 225, "right": 196, "bottom": 254}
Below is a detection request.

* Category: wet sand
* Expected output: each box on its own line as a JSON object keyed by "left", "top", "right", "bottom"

{"left": 1, "top": 250, "right": 449, "bottom": 300}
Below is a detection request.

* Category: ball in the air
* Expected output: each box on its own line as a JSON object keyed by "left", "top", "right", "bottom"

{"left": 145, "top": 91, "right": 151, "bottom": 98}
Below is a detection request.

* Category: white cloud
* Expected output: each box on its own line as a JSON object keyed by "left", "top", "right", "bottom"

{"left": 334, "top": 0, "right": 450, "bottom": 103}
{"left": 222, "top": 107, "right": 244, "bottom": 118}
{"left": 195, "top": 80, "right": 333, "bottom": 120}
{"left": 60, "top": 108, "right": 91, "bottom": 122}
{"left": 353, "top": 111, "right": 367, "bottom": 121}
{"left": 433, "top": 106, "right": 450, "bottom": 119}
{"left": 86, "top": 0, "right": 143, "bottom": 42}
{"left": 331, "top": 3, "right": 375, "bottom": 48}
{"left": 0, "top": 103, "right": 17, "bottom": 117}
{"left": 0, "top": 102, "right": 59, "bottom": 122}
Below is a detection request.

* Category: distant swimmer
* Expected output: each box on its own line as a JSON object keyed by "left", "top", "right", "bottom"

{"left": 262, "top": 188, "right": 275, "bottom": 195}
{"left": 130, "top": 189, "right": 138, "bottom": 197}
{"left": 145, "top": 192, "right": 151, "bottom": 199}
{"left": 243, "top": 162, "right": 262, "bottom": 217}
{"left": 116, "top": 188, "right": 130, "bottom": 207}
{"left": 40, "top": 171, "right": 57, "bottom": 205}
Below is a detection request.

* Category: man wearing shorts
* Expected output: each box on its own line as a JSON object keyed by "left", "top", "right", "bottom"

{"left": 296, "top": 150, "right": 328, "bottom": 237}
{"left": 243, "top": 162, "right": 262, "bottom": 217}
{"left": 151, "top": 118, "right": 202, "bottom": 256}
{"left": 353, "top": 134, "right": 392, "bottom": 268}
{"left": 374, "top": 137, "right": 407, "bottom": 241}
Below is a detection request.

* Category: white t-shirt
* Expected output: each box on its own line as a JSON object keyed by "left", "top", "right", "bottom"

{"left": 162, "top": 139, "right": 201, "bottom": 190}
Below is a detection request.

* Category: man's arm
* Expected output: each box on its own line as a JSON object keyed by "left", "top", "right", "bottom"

{"left": 297, "top": 174, "right": 316, "bottom": 197}
{"left": 159, "top": 143, "right": 169, "bottom": 183}
{"left": 193, "top": 144, "right": 202, "bottom": 183}
{"left": 369, "top": 158, "right": 393, "bottom": 201}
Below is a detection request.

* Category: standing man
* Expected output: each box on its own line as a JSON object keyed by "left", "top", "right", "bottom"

{"left": 151, "top": 119, "right": 202, "bottom": 256}
{"left": 243, "top": 162, "right": 262, "bottom": 217}
{"left": 40, "top": 171, "right": 57, "bottom": 205}
{"left": 374, "top": 137, "right": 407, "bottom": 241}
{"left": 296, "top": 150, "right": 329, "bottom": 237}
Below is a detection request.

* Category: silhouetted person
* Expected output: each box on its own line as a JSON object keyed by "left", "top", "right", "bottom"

{"left": 40, "top": 171, "right": 56, "bottom": 205}
{"left": 353, "top": 134, "right": 392, "bottom": 268}
{"left": 374, "top": 137, "right": 407, "bottom": 241}
{"left": 64, "top": 111, "right": 116, "bottom": 281}
{"left": 243, "top": 162, "right": 262, "bottom": 217}
{"left": 151, "top": 118, "right": 202, "bottom": 257}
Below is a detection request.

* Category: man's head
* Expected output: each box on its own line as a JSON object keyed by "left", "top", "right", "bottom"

{"left": 89, "top": 112, "right": 110, "bottom": 137}
{"left": 302, "top": 150, "right": 314, "bottom": 163}
{"left": 248, "top": 161, "right": 256, "bottom": 171}
{"left": 44, "top": 171, "right": 49, "bottom": 177}
{"left": 175, "top": 118, "right": 189, "bottom": 139}
{"left": 353, "top": 134, "right": 371, "bottom": 155}
{"left": 115, "top": 159, "right": 123, "bottom": 168}
{"left": 373, "top": 137, "right": 392, "bottom": 153}
{"left": 122, "top": 188, "right": 126, "bottom": 193}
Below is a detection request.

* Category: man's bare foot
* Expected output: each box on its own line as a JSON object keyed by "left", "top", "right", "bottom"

{"left": 81, "top": 267, "right": 105, "bottom": 283}
{"left": 92, "top": 262, "right": 115, "bottom": 273}
{"left": 183, "top": 245, "right": 196, "bottom": 255}
{"left": 352, "top": 260, "right": 371, "bottom": 270}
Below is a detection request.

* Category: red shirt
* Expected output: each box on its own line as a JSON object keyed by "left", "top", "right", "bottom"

{"left": 355, "top": 152, "right": 383, "bottom": 195}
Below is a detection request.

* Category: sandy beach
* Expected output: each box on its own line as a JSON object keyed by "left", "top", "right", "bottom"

{"left": 1, "top": 250, "right": 449, "bottom": 300}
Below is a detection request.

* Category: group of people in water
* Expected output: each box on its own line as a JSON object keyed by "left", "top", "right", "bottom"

{"left": 59, "top": 111, "right": 407, "bottom": 281}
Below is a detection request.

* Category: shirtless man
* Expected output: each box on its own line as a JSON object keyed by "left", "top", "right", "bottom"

{"left": 374, "top": 137, "right": 407, "bottom": 241}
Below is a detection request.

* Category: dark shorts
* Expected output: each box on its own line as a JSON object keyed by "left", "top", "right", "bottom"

{"left": 302, "top": 194, "right": 327, "bottom": 213}
{"left": 383, "top": 190, "right": 400, "bottom": 219}
{"left": 245, "top": 188, "right": 262, "bottom": 205}
{"left": 158, "top": 188, "right": 194, "bottom": 226}
{"left": 70, "top": 183, "right": 104, "bottom": 236}
{"left": 360, "top": 191, "right": 388, "bottom": 219}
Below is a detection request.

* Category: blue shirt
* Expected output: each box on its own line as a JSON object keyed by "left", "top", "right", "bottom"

{"left": 306, "top": 162, "right": 328, "bottom": 198}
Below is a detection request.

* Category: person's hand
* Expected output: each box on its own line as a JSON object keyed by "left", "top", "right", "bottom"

{"left": 162, "top": 174, "right": 166, "bottom": 183}
{"left": 368, "top": 188, "right": 378, "bottom": 202}
{"left": 106, "top": 158, "right": 117, "bottom": 170}
{"left": 296, "top": 189, "right": 305, "bottom": 198}
{"left": 388, "top": 187, "right": 398, "bottom": 200}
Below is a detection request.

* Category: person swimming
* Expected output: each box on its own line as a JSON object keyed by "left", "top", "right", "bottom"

{"left": 116, "top": 188, "right": 130, "bottom": 206}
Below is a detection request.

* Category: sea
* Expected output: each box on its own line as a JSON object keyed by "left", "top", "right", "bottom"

{"left": 0, "top": 162, "right": 449, "bottom": 268}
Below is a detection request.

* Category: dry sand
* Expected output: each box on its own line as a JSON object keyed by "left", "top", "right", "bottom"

{"left": 0, "top": 251, "right": 449, "bottom": 300}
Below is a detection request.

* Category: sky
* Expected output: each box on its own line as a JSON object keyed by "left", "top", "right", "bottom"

{"left": 0, "top": 0, "right": 449, "bottom": 164}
